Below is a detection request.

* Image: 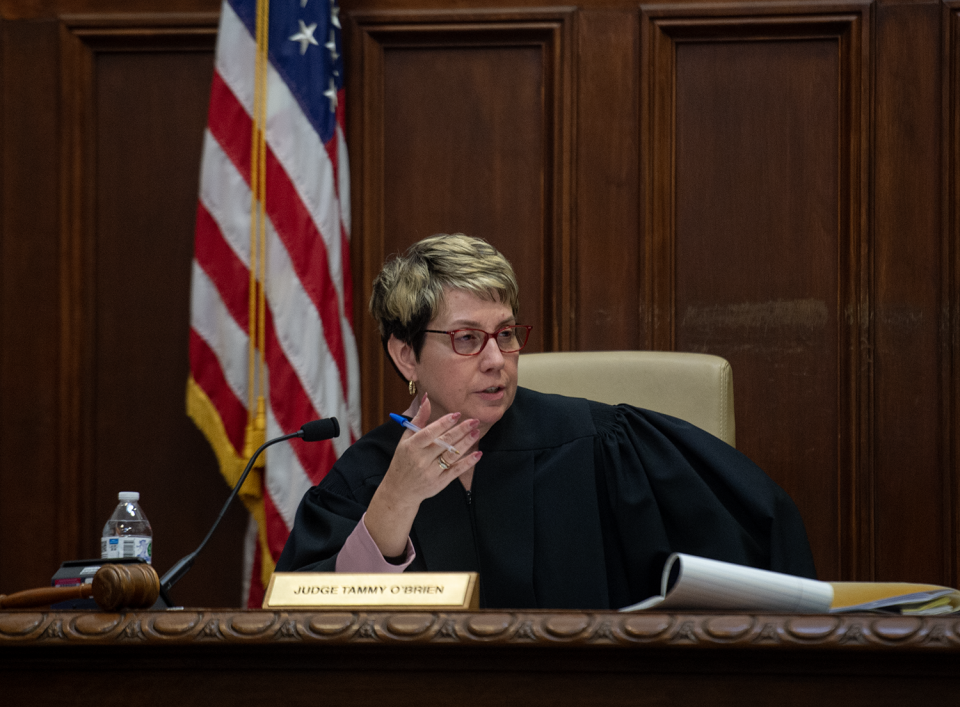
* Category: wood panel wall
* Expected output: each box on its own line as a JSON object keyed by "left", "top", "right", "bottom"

{"left": 0, "top": 0, "right": 957, "bottom": 607}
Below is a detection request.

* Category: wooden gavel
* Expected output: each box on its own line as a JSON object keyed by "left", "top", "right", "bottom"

{"left": 0, "top": 563, "right": 160, "bottom": 610}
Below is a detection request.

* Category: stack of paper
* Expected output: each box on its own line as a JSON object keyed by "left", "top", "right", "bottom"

{"left": 620, "top": 553, "right": 960, "bottom": 615}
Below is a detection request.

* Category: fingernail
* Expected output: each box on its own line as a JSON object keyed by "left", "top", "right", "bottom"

{"left": 470, "top": 429, "right": 480, "bottom": 439}
{"left": 450, "top": 412, "right": 462, "bottom": 421}
{"left": 473, "top": 451, "right": 483, "bottom": 461}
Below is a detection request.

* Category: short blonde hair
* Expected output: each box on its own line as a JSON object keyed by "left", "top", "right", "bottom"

{"left": 370, "top": 234, "right": 520, "bottom": 359}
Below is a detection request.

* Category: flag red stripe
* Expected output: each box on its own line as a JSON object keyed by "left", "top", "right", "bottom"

{"left": 207, "top": 72, "right": 251, "bottom": 170}
{"left": 262, "top": 150, "right": 349, "bottom": 399}
{"left": 194, "top": 202, "right": 250, "bottom": 330}
{"left": 206, "top": 71, "right": 350, "bottom": 398}
{"left": 325, "top": 97, "right": 342, "bottom": 208}
{"left": 195, "top": 197, "right": 339, "bottom": 469}
{"left": 340, "top": 225, "right": 354, "bottom": 325}
{"left": 263, "top": 305, "right": 339, "bottom": 482}
{"left": 197, "top": 196, "right": 340, "bottom": 477}
{"left": 193, "top": 222, "right": 341, "bottom": 479}
{"left": 247, "top": 537, "right": 265, "bottom": 609}
{"left": 336, "top": 88, "right": 346, "bottom": 133}
{"left": 262, "top": 487, "right": 291, "bottom": 561}
{"left": 328, "top": 97, "right": 354, "bottom": 326}
{"left": 189, "top": 329, "right": 247, "bottom": 453}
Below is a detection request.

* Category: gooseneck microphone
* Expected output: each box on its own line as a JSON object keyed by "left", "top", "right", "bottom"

{"left": 159, "top": 417, "right": 340, "bottom": 605}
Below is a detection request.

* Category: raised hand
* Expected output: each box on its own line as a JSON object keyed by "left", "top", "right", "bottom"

{"left": 364, "top": 395, "right": 482, "bottom": 558}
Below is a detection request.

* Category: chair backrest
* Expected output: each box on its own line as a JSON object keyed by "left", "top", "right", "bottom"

{"left": 517, "top": 351, "right": 736, "bottom": 446}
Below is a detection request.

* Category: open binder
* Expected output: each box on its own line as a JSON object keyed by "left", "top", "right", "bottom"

{"left": 620, "top": 553, "right": 960, "bottom": 615}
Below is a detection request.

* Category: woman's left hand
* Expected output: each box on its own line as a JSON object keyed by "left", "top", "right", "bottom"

{"left": 363, "top": 395, "right": 483, "bottom": 557}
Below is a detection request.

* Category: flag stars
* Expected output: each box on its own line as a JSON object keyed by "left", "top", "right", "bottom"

{"left": 290, "top": 19, "right": 319, "bottom": 55}
{"left": 324, "top": 78, "right": 338, "bottom": 112}
{"left": 326, "top": 31, "right": 339, "bottom": 62}
{"left": 331, "top": 4, "right": 341, "bottom": 29}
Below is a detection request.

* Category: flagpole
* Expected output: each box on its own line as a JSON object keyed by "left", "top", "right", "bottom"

{"left": 244, "top": 0, "right": 271, "bottom": 462}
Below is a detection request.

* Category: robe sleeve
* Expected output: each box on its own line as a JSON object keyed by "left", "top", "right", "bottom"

{"left": 589, "top": 402, "right": 817, "bottom": 606}
{"left": 335, "top": 513, "right": 416, "bottom": 572}
{"left": 275, "top": 422, "right": 404, "bottom": 573}
{"left": 274, "top": 475, "right": 367, "bottom": 572}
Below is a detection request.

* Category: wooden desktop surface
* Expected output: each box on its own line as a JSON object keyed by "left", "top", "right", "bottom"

{"left": 2, "top": 609, "right": 958, "bottom": 706}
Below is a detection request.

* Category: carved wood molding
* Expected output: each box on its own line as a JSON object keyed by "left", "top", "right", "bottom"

{"left": 1, "top": 610, "right": 959, "bottom": 651}
{"left": 639, "top": 0, "right": 873, "bottom": 581}
{"left": 60, "top": 12, "right": 220, "bottom": 49}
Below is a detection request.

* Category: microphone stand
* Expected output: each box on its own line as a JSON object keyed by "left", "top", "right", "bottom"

{"left": 159, "top": 418, "right": 339, "bottom": 606}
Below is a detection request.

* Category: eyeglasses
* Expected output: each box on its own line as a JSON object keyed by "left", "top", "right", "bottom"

{"left": 424, "top": 325, "right": 533, "bottom": 356}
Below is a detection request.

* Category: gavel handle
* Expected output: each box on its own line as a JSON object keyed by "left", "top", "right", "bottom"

{"left": 0, "top": 584, "right": 93, "bottom": 609}
{"left": 0, "top": 563, "right": 159, "bottom": 610}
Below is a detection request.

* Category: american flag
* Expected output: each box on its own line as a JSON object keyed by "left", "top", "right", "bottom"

{"left": 187, "top": 0, "right": 360, "bottom": 606}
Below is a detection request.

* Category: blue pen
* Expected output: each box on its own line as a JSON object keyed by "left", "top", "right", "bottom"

{"left": 390, "top": 413, "right": 461, "bottom": 455}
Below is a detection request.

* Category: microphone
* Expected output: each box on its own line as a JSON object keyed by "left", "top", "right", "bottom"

{"left": 300, "top": 417, "right": 340, "bottom": 442}
{"left": 159, "top": 417, "right": 340, "bottom": 605}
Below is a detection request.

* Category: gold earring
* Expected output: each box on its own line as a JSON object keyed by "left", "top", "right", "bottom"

{"left": 408, "top": 380, "right": 417, "bottom": 396}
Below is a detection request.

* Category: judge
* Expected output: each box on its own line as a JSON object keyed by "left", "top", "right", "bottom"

{"left": 276, "top": 233, "right": 817, "bottom": 609}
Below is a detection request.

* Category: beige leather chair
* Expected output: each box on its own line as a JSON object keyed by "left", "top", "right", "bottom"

{"left": 517, "top": 351, "right": 736, "bottom": 447}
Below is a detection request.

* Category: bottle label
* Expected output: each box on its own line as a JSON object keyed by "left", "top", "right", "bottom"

{"left": 101, "top": 536, "right": 152, "bottom": 564}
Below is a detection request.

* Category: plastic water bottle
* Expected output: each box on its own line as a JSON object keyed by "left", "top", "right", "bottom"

{"left": 101, "top": 492, "right": 153, "bottom": 564}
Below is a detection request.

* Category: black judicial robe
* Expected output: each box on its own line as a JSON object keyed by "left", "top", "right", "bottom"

{"left": 275, "top": 387, "right": 817, "bottom": 609}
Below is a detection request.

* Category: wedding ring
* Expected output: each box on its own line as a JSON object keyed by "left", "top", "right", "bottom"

{"left": 437, "top": 455, "right": 451, "bottom": 470}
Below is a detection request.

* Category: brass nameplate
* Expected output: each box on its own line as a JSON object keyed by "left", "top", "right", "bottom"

{"left": 263, "top": 572, "right": 479, "bottom": 610}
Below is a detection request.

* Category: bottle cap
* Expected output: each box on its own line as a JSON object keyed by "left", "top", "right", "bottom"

{"left": 118, "top": 491, "right": 140, "bottom": 502}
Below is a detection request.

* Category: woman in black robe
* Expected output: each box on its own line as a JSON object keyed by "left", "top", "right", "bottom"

{"left": 276, "top": 234, "right": 816, "bottom": 609}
